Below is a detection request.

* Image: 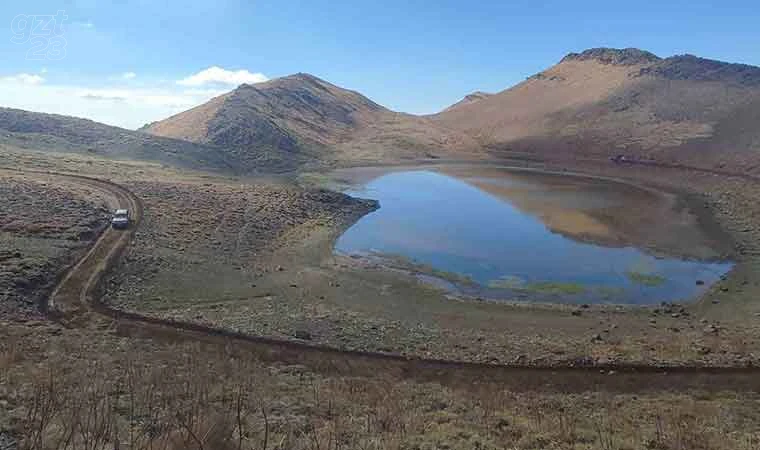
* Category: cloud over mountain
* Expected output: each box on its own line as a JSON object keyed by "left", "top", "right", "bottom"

{"left": 177, "top": 66, "right": 268, "bottom": 87}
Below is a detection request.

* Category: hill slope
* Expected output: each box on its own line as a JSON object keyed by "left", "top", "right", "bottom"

{"left": 144, "top": 73, "right": 477, "bottom": 169}
{"left": 443, "top": 91, "right": 494, "bottom": 112}
{"left": 433, "top": 48, "right": 760, "bottom": 173}
{"left": 0, "top": 107, "right": 236, "bottom": 172}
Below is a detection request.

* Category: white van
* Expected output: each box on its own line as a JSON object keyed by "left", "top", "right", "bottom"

{"left": 111, "top": 209, "right": 130, "bottom": 229}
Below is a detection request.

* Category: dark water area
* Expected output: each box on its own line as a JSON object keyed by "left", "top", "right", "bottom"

{"left": 335, "top": 168, "right": 733, "bottom": 305}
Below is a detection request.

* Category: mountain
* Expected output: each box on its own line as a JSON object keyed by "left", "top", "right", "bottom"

{"left": 7, "top": 49, "right": 760, "bottom": 175}
{"left": 143, "top": 73, "right": 477, "bottom": 169}
{"left": 433, "top": 48, "right": 760, "bottom": 174}
{"left": 0, "top": 107, "right": 237, "bottom": 172}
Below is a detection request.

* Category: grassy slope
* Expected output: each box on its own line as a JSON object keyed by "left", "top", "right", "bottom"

{"left": 0, "top": 107, "right": 239, "bottom": 173}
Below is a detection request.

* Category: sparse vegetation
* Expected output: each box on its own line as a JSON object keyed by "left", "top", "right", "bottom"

{"left": 487, "top": 276, "right": 587, "bottom": 295}
{"left": 3, "top": 322, "right": 760, "bottom": 450}
{"left": 626, "top": 271, "right": 667, "bottom": 287}
{"left": 0, "top": 172, "right": 109, "bottom": 319}
{"left": 522, "top": 281, "right": 587, "bottom": 295}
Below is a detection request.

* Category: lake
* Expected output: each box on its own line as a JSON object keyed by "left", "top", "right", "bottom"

{"left": 333, "top": 166, "right": 733, "bottom": 305}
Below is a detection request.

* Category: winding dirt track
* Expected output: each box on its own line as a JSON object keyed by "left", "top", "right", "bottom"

{"left": 29, "top": 169, "right": 760, "bottom": 394}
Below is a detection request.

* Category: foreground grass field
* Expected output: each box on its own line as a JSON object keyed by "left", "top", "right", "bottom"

{"left": 3, "top": 321, "right": 760, "bottom": 450}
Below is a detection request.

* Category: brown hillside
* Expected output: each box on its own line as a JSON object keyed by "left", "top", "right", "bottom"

{"left": 144, "top": 73, "right": 478, "bottom": 169}
{"left": 0, "top": 107, "right": 237, "bottom": 172}
{"left": 443, "top": 91, "right": 494, "bottom": 113}
{"left": 433, "top": 48, "right": 760, "bottom": 174}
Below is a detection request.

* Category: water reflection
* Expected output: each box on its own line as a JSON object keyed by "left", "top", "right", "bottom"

{"left": 335, "top": 169, "right": 732, "bottom": 304}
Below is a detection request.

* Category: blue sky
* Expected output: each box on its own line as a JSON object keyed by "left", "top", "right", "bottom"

{"left": 1, "top": 0, "right": 758, "bottom": 129}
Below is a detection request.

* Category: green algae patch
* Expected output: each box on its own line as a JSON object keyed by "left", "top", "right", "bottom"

{"left": 626, "top": 271, "right": 667, "bottom": 287}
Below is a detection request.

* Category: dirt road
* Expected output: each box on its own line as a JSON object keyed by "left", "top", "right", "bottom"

{"left": 28, "top": 169, "right": 760, "bottom": 394}
{"left": 44, "top": 173, "right": 143, "bottom": 321}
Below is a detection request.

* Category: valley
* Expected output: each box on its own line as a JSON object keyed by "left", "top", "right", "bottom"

{"left": 3, "top": 47, "right": 760, "bottom": 448}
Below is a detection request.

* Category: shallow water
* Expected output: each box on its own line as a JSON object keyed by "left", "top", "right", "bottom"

{"left": 335, "top": 168, "right": 732, "bottom": 305}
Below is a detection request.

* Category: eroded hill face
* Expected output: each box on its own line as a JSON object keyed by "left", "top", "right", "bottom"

{"left": 145, "top": 74, "right": 384, "bottom": 150}
{"left": 144, "top": 73, "right": 479, "bottom": 169}
{"left": 433, "top": 48, "right": 760, "bottom": 174}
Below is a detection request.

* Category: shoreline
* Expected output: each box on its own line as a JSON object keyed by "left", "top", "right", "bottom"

{"left": 8, "top": 147, "right": 758, "bottom": 369}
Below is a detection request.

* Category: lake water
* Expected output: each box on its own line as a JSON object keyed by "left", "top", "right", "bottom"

{"left": 334, "top": 168, "right": 733, "bottom": 305}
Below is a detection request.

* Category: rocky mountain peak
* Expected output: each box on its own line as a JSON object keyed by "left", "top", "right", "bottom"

{"left": 638, "top": 54, "right": 760, "bottom": 86}
{"left": 561, "top": 48, "right": 662, "bottom": 66}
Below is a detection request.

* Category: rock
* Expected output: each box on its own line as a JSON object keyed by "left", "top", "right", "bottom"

{"left": 276, "top": 265, "right": 285, "bottom": 272}
{"left": 591, "top": 333, "right": 604, "bottom": 342}
{"left": 293, "top": 330, "right": 312, "bottom": 340}
{"left": 704, "top": 325, "right": 719, "bottom": 334}
{"left": 712, "top": 299, "right": 721, "bottom": 304}
{"left": 0, "top": 432, "right": 17, "bottom": 450}
{"left": 571, "top": 310, "right": 582, "bottom": 316}
{"left": 572, "top": 356, "right": 595, "bottom": 367}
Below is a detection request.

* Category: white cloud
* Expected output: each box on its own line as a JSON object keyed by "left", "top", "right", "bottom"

{"left": 0, "top": 79, "right": 228, "bottom": 129}
{"left": 177, "top": 66, "right": 268, "bottom": 87}
{"left": 72, "top": 20, "right": 95, "bottom": 29}
{"left": 0, "top": 66, "right": 265, "bottom": 129}
{"left": 1, "top": 73, "right": 45, "bottom": 85}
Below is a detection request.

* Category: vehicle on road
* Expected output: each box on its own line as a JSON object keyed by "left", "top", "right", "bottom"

{"left": 111, "top": 209, "right": 130, "bottom": 229}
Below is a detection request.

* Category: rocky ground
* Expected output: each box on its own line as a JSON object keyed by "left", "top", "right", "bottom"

{"left": 0, "top": 171, "right": 109, "bottom": 319}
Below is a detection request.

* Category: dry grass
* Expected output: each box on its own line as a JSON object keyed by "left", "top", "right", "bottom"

{"left": 2, "top": 322, "right": 760, "bottom": 450}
